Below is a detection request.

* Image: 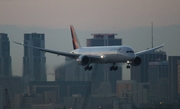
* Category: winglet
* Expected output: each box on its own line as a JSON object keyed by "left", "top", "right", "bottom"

{"left": 12, "top": 41, "right": 24, "bottom": 45}
{"left": 70, "top": 25, "right": 81, "bottom": 50}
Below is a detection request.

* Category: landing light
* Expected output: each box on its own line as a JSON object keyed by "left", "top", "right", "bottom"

{"left": 101, "top": 55, "right": 104, "bottom": 58}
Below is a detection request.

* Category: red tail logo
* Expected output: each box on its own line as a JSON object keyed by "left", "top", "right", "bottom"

{"left": 70, "top": 25, "right": 81, "bottom": 49}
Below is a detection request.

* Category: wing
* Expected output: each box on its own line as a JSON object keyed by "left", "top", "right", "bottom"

{"left": 13, "top": 41, "right": 104, "bottom": 62}
{"left": 12, "top": 41, "right": 80, "bottom": 58}
{"left": 135, "top": 43, "right": 165, "bottom": 56}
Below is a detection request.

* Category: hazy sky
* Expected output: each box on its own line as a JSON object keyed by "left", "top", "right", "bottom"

{"left": 0, "top": 0, "right": 180, "bottom": 80}
{"left": 1, "top": 0, "right": 180, "bottom": 30}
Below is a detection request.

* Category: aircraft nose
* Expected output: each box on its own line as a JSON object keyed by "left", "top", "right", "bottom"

{"left": 117, "top": 46, "right": 135, "bottom": 60}
{"left": 126, "top": 50, "right": 136, "bottom": 60}
{"left": 131, "top": 53, "right": 136, "bottom": 59}
{"left": 127, "top": 53, "right": 135, "bottom": 60}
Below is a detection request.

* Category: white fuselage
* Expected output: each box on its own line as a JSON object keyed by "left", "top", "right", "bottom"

{"left": 71, "top": 45, "right": 136, "bottom": 63}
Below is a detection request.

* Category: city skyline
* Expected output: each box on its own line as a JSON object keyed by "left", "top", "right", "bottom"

{"left": 1, "top": 25, "right": 180, "bottom": 81}
{"left": 0, "top": 0, "right": 180, "bottom": 80}
{"left": 0, "top": 36, "right": 180, "bottom": 108}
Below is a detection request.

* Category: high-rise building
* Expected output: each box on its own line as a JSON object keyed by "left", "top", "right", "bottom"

{"left": 87, "top": 33, "right": 122, "bottom": 93}
{"left": 168, "top": 56, "right": 180, "bottom": 102}
{"left": 148, "top": 61, "right": 170, "bottom": 104}
{"left": 55, "top": 59, "right": 88, "bottom": 81}
{"left": 23, "top": 33, "right": 46, "bottom": 92}
{"left": 0, "top": 85, "right": 2, "bottom": 109}
{"left": 116, "top": 80, "right": 148, "bottom": 107}
{"left": 0, "top": 33, "right": 12, "bottom": 77}
{"left": 131, "top": 51, "right": 166, "bottom": 83}
{"left": 0, "top": 76, "right": 22, "bottom": 96}
{"left": 87, "top": 33, "right": 121, "bottom": 46}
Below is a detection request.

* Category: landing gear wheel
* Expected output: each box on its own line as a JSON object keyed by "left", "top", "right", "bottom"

{"left": 89, "top": 66, "right": 92, "bottom": 70}
{"left": 84, "top": 67, "right": 87, "bottom": 71}
{"left": 109, "top": 64, "right": 118, "bottom": 71}
{"left": 84, "top": 65, "right": 93, "bottom": 71}
{"left": 126, "top": 65, "right": 130, "bottom": 69}
{"left": 110, "top": 66, "right": 113, "bottom": 71}
{"left": 114, "top": 66, "right": 118, "bottom": 71}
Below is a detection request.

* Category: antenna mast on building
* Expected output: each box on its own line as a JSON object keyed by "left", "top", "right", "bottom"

{"left": 151, "top": 22, "right": 153, "bottom": 48}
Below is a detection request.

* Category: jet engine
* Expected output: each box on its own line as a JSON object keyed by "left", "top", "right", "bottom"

{"left": 131, "top": 56, "right": 142, "bottom": 66}
{"left": 76, "top": 55, "right": 91, "bottom": 66}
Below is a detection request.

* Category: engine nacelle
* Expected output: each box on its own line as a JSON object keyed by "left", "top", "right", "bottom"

{"left": 131, "top": 56, "right": 142, "bottom": 66}
{"left": 76, "top": 55, "right": 91, "bottom": 66}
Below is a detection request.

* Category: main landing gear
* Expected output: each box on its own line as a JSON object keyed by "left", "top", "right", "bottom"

{"left": 84, "top": 65, "right": 93, "bottom": 71}
{"left": 110, "top": 63, "right": 118, "bottom": 71}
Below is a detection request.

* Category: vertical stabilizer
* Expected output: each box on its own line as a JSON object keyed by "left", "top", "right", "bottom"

{"left": 70, "top": 25, "right": 81, "bottom": 49}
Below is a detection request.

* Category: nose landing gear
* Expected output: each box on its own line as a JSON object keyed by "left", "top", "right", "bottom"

{"left": 126, "top": 61, "right": 131, "bottom": 69}
{"left": 126, "top": 65, "right": 131, "bottom": 69}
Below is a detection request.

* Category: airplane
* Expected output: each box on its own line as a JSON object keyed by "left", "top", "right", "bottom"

{"left": 13, "top": 25, "right": 165, "bottom": 71}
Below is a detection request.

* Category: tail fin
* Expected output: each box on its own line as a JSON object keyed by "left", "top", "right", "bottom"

{"left": 70, "top": 25, "right": 81, "bottom": 49}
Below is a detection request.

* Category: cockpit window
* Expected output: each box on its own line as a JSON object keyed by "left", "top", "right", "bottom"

{"left": 126, "top": 51, "right": 134, "bottom": 53}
